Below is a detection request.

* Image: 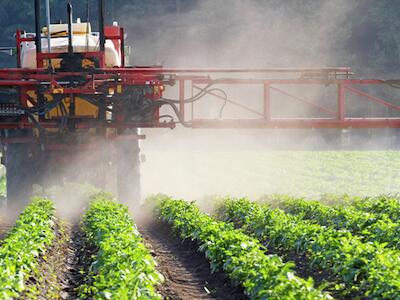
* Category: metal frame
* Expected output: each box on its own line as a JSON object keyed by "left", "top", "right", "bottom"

{"left": 172, "top": 74, "right": 400, "bottom": 129}
{"left": 1, "top": 67, "right": 400, "bottom": 132}
{"left": 3, "top": 13, "right": 400, "bottom": 149}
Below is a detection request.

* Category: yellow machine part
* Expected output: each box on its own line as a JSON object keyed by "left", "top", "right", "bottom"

{"left": 48, "top": 96, "right": 99, "bottom": 118}
{"left": 42, "top": 58, "right": 95, "bottom": 70}
{"left": 42, "top": 59, "right": 62, "bottom": 69}
{"left": 26, "top": 91, "right": 98, "bottom": 118}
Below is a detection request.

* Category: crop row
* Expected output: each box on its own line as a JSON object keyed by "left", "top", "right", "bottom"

{"left": 0, "top": 198, "right": 55, "bottom": 299}
{"left": 155, "top": 195, "right": 330, "bottom": 300}
{"left": 351, "top": 196, "right": 400, "bottom": 222}
{"left": 281, "top": 198, "right": 399, "bottom": 248}
{"left": 80, "top": 193, "right": 163, "bottom": 299}
{"left": 218, "top": 198, "right": 400, "bottom": 299}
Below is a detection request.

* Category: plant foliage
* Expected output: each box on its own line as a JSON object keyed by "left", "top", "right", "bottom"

{"left": 352, "top": 196, "right": 400, "bottom": 222}
{"left": 156, "top": 195, "right": 330, "bottom": 300}
{"left": 281, "top": 198, "right": 400, "bottom": 248}
{"left": 0, "top": 198, "right": 55, "bottom": 299}
{"left": 218, "top": 198, "right": 400, "bottom": 299}
{"left": 80, "top": 193, "right": 163, "bottom": 300}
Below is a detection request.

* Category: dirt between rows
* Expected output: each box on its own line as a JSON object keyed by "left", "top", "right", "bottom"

{"left": 60, "top": 225, "right": 95, "bottom": 300}
{"left": 2, "top": 218, "right": 246, "bottom": 299}
{"left": 0, "top": 219, "right": 10, "bottom": 241}
{"left": 139, "top": 222, "right": 246, "bottom": 300}
{"left": 19, "top": 223, "right": 92, "bottom": 300}
{"left": 0, "top": 225, "right": 9, "bottom": 241}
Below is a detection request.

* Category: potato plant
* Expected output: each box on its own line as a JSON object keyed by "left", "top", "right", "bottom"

{"left": 80, "top": 193, "right": 163, "bottom": 300}
{"left": 281, "top": 198, "right": 400, "bottom": 248}
{"left": 218, "top": 198, "right": 400, "bottom": 299}
{"left": 352, "top": 196, "right": 400, "bottom": 222}
{"left": 0, "top": 198, "right": 55, "bottom": 299}
{"left": 156, "top": 195, "right": 330, "bottom": 300}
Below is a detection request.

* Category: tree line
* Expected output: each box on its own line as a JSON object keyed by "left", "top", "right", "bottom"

{"left": 0, "top": 0, "right": 398, "bottom": 77}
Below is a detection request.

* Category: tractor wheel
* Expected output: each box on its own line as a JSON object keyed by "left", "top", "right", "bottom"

{"left": 4, "top": 129, "right": 35, "bottom": 211}
{"left": 115, "top": 129, "right": 141, "bottom": 208}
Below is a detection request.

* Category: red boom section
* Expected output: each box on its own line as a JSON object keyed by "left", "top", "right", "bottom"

{"left": 0, "top": 67, "right": 170, "bottom": 130}
{"left": 155, "top": 68, "right": 400, "bottom": 129}
{"left": 0, "top": 67, "right": 399, "bottom": 130}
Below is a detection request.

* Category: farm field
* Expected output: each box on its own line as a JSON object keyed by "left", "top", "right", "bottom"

{"left": 0, "top": 191, "right": 399, "bottom": 299}
{"left": 0, "top": 193, "right": 165, "bottom": 300}
{"left": 142, "top": 150, "right": 400, "bottom": 199}
{"left": 0, "top": 151, "right": 399, "bottom": 299}
{"left": 1, "top": 0, "right": 400, "bottom": 299}
{"left": 0, "top": 165, "right": 5, "bottom": 200}
{"left": 1, "top": 150, "right": 399, "bottom": 201}
{"left": 217, "top": 196, "right": 400, "bottom": 299}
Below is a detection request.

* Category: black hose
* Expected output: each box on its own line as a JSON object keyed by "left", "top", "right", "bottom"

{"left": 158, "top": 115, "right": 175, "bottom": 122}
{"left": 385, "top": 80, "right": 400, "bottom": 89}
{"left": 160, "top": 82, "right": 215, "bottom": 103}
{"left": 26, "top": 112, "right": 45, "bottom": 134}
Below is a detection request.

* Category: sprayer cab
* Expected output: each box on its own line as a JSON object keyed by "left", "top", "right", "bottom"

{"left": 17, "top": 0, "right": 125, "bottom": 72}
{"left": 2, "top": 0, "right": 400, "bottom": 210}
{"left": 20, "top": 21, "right": 122, "bottom": 69}
{"left": 0, "top": 0, "right": 167, "bottom": 208}
{"left": 18, "top": 1, "right": 126, "bottom": 70}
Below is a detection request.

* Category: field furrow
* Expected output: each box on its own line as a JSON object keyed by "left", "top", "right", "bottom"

{"left": 155, "top": 195, "right": 330, "bottom": 300}
{"left": 140, "top": 222, "right": 245, "bottom": 300}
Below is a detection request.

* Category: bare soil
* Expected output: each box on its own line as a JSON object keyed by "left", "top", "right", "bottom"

{"left": 20, "top": 222, "right": 69, "bottom": 299}
{"left": 60, "top": 225, "right": 95, "bottom": 300}
{"left": 19, "top": 223, "right": 92, "bottom": 300}
{"left": 3, "top": 216, "right": 247, "bottom": 299}
{"left": 139, "top": 222, "right": 246, "bottom": 300}
{"left": 0, "top": 223, "right": 9, "bottom": 240}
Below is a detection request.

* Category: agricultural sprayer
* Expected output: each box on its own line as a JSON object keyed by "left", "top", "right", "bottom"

{"left": 1, "top": 0, "right": 399, "bottom": 208}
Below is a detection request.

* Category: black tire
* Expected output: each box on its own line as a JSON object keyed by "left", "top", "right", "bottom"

{"left": 115, "top": 129, "right": 141, "bottom": 208}
{"left": 4, "top": 129, "right": 34, "bottom": 210}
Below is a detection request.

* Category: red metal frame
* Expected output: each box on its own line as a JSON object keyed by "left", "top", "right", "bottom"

{"left": 1, "top": 68, "right": 400, "bottom": 130}
{"left": 4, "top": 27, "right": 400, "bottom": 140}
{"left": 171, "top": 75, "right": 400, "bottom": 129}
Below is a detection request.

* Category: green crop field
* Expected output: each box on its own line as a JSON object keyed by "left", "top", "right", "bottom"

{"left": 215, "top": 196, "right": 400, "bottom": 299}
{"left": 2, "top": 134, "right": 400, "bottom": 299}
{"left": 0, "top": 165, "right": 5, "bottom": 199}
{"left": 2, "top": 151, "right": 399, "bottom": 200}
{"left": 142, "top": 150, "right": 400, "bottom": 200}
{"left": 0, "top": 153, "right": 399, "bottom": 299}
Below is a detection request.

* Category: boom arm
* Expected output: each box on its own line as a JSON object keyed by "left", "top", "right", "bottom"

{"left": 0, "top": 67, "right": 400, "bottom": 133}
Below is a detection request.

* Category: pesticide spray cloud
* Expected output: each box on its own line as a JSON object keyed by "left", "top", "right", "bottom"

{"left": 115, "top": 0, "right": 400, "bottom": 203}
{"left": 120, "top": 0, "right": 354, "bottom": 68}
{"left": 3, "top": 1, "right": 396, "bottom": 215}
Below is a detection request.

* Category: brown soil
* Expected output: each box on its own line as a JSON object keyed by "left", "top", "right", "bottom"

{"left": 60, "top": 225, "right": 95, "bottom": 300}
{"left": 139, "top": 222, "right": 246, "bottom": 300}
{"left": 0, "top": 214, "right": 11, "bottom": 240}
{"left": 271, "top": 248, "right": 344, "bottom": 298}
{"left": 19, "top": 223, "right": 92, "bottom": 300}
{"left": 20, "top": 221, "right": 70, "bottom": 299}
{"left": 0, "top": 224, "right": 9, "bottom": 240}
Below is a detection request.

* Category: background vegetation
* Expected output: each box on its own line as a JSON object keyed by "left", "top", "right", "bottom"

{"left": 0, "top": 0, "right": 399, "bottom": 76}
